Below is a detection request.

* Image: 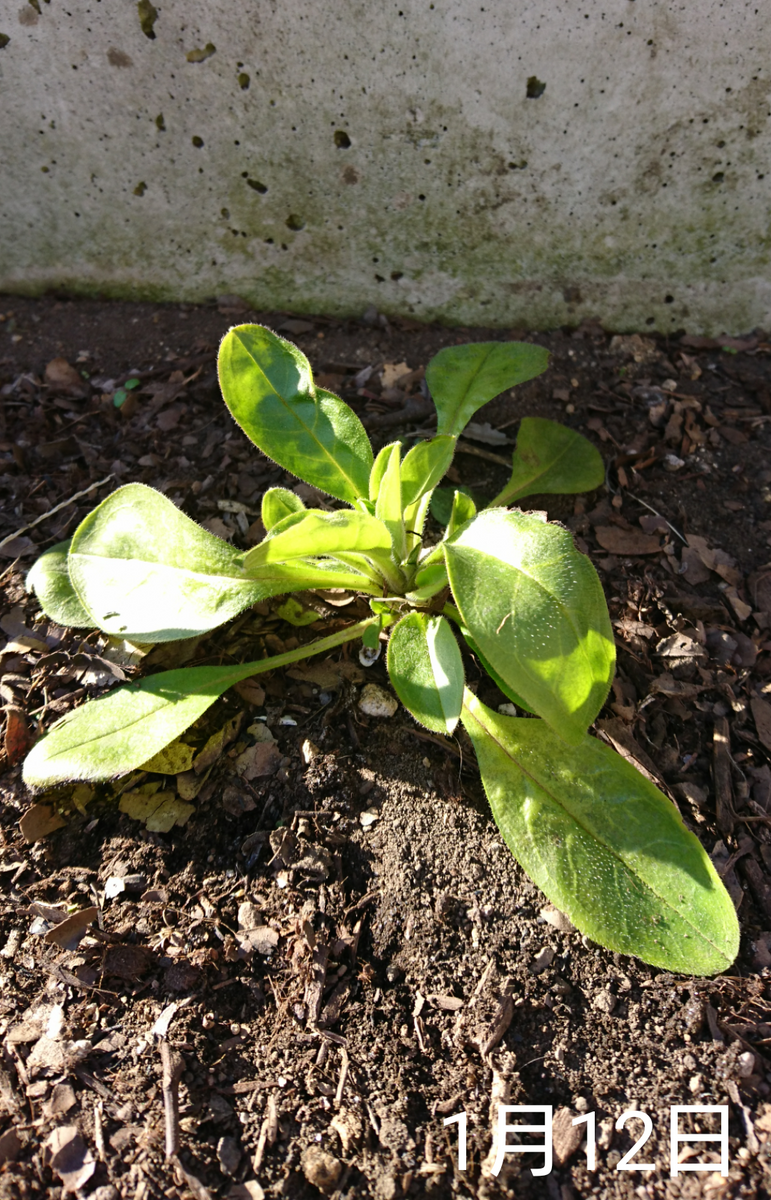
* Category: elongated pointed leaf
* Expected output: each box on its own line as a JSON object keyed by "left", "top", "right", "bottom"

{"left": 23, "top": 619, "right": 376, "bottom": 787}
{"left": 400, "top": 436, "right": 456, "bottom": 507}
{"left": 374, "top": 443, "right": 405, "bottom": 561}
{"left": 369, "top": 441, "right": 400, "bottom": 502}
{"left": 492, "top": 418, "right": 605, "bottom": 507}
{"left": 67, "top": 484, "right": 273, "bottom": 642}
{"left": 429, "top": 485, "right": 477, "bottom": 528}
{"left": 387, "top": 613, "right": 463, "bottom": 734}
{"left": 446, "top": 489, "right": 477, "bottom": 539}
{"left": 426, "top": 342, "right": 549, "bottom": 437}
{"left": 444, "top": 509, "right": 614, "bottom": 744}
{"left": 462, "top": 693, "right": 739, "bottom": 975}
{"left": 244, "top": 509, "right": 392, "bottom": 571}
{"left": 262, "top": 487, "right": 305, "bottom": 531}
{"left": 26, "top": 540, "right": 92, "bottom": 628}
{"left": 218, "top": 325, "right": 372, "bottom": 503}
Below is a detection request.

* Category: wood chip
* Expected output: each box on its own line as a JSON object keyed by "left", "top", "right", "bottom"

{"left": 594, "top": 526, "right": 662, "bottom": 556}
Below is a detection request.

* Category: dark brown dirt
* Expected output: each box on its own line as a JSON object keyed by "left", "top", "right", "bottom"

{"left": 1, "top": 295, "right": 771, "bottom": 1199}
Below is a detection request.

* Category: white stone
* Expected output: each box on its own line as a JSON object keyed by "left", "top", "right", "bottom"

{"left": 358, "top": 684, "right": 398, "bottom": 718}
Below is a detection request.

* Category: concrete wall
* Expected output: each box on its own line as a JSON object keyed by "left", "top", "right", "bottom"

{"left": 2, "top": 0, "right": 770, "bottom": 334}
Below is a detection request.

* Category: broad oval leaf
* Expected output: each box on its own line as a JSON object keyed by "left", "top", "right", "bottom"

{"left": 492, "top": 417, "right": 605, "bottom": 507}
{"left": 444, "top": 509, "right": 615, "bottom": 744}
{"left": 461, "top": 693, "right": 739, "bottom": 975}
{"left": 387, "top": 613, "right": 464, "bottom": 734}
{"left": 218, "top": 324, "right": 372, "bottom": 504}
{"left": 23, "top": 618, "right": 376, "bottom": 787}
{"left": 68, "top": 484, "right": 272, "bottom": 642}
{"left": 26, "top": 540, "right": 92, "bottom": 628}
{"left": 400, "top": 436, "right": 456, "bottom": 507}
{"left": 244, "top": 508, "right": 392, "bottom": 571}
{"left": 262, "top": 487, "right": 305, "bottom": 531}
{"left": 460, "top": 627, "right": 535, "bottom": 713}
{"left": 426, "top": 341, "right": 549, "bottom": 438}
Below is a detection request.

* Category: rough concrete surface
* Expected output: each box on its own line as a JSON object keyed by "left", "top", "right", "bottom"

{"left": 2, "top": 0, "right": 771, "bottom": 333}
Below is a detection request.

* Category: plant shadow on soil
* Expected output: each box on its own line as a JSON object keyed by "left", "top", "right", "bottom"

{"left": 0, "top": 295, "right": 770, "bottom": 1196}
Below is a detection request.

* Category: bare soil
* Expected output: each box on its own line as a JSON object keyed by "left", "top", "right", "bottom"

{"left": 1, "top": 295, "right": 771, "bottom": 1199}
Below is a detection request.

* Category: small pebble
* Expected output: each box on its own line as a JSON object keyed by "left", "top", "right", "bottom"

{"left": 737, "top": 1051, "right": 756, "bottom": 1078}
{"left": 689, "top": 1074, "right": 703, "bottom": 1094}
{"left": 300, "top": 1146, "right": 342, "bottom": 1194}
{"left": 497, "top": 703, "right": 518, "bottom": 716}
{"left": 217, "top": 1135, "right": 242, "bottom": 1176}
{"left": 358, "top": 683, "right": 398, "bottom": 718}
{"left": 530, "top": 946, "right": 555, "bottom": 973}
{"left": 592, "top": 989, "right": 616, "bottom": 1014}
{"left": 540, "top": 906, "right": 576, "bottom": 933}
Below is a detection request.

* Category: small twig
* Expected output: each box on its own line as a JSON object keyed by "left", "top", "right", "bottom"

{"left": 627, "top": 493, "right": 688, "bottom": 545}
{"left": 160, "top": 1041, "right": 185, "bottom": 1158}
{"left": 455, "top": 440, "right": 511, "bottom": 467}
{"left": 0, "top": 474, "right": 115, "bottom": 552}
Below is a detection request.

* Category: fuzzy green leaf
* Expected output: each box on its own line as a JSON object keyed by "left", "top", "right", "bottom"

{"left": 492, "top": 417, "right": 605, "bottom": 507}
{"left": 23, "top": 620, "right": 376, "bottom": 787}
{"left": 218, "top": 324, "right": 372, "bottom": 504}
{"left": 26, "top": 540, "right": 92, "bottom": 628}
{"left": 462, "top": 693, "right": 739, "bottom": 975}
{"left": 400, "top": 436, "right": 456, "bottom": 507}
{"left": 429, "top": 485, "right": 477, "bottom": 528}
{"left": 244, "top": 508, "right": 392, "bottom": 571}
{"left": 67, "top": 484, "right": 273, "bottom": 642}
{"left": 387, "top": 613, "right": 464, "bottom": 734}
{"left": 444, "top": 509, "right": 615, "bottom": 744}
{"left": 426, "top": 341, "right": 549, "bottom": 438}
{"left": 374, "top": 442, "right": 405, "bottom": 561}
{"left": 261, "top": 487, "right": 305, "bottom": 531}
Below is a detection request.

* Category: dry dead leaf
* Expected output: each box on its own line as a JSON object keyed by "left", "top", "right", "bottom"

{"left": 237, "top": 926, "right": 279, "bottom": 956}
{"left": 43, "top": 906, "right": 99, "bottom": 952}
{"left": 19, "top": 803, "right": 67, "bottom": 842}
{"left": 234, "top": 740, "right": 282, "bottom": 780}
{"left": 381, "top": 361, "right": 410, "bottom": 388}
{"left": 46, "top": 1125, "right": 96, "bottom": 1193}
{"left": 594, "top": 526, "right": 662, "bottom": 556}
{"left": 141, "top": 739, "right": 195, "bottom": 775}
{"left": 119, "top": 790, "right": 194, "bottom": 832}
{"left": 233, "top": 678, "right": 266, "bottom": 706}
{"left": 193, "top": 713, "right": 242, "bottom": 774}
{"left": 44, "top": 357, "right": 87, "bottom": 396}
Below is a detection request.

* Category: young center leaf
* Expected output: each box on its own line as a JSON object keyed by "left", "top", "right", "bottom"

{"left": 426, "top": 341, "right": 549, "bottom": 438}
{"left": 23, "top": 619, "right": 377, "bottom": 787}
{"left": 461, "top": 693, "right": 739, "bottom": 975}
{"left": 400, "top": 436, "right": 456, "bottom": 507}
{"left": 491, "top": 417, "right": 605, "bottom": 507}
{"left": 244, "top": 508, "right": 392, "bottom": 570}
{"left": 26, "top": 540, "right": 93, "bottom": 628}
{"left": 262, "top": 487, "right": 306, "bottom": 531}
{"left": 374, "top": 442, "right": 406, "bottom": 561}
{"left": 67, "top": 484, "right": 275, "bottom": 642}
{"left": 444, "top": 509, "right": 615, "bottom": 744}
{"left": 387, "top": 612, "right": 464, "bottom": 734}
{"left": 218, "top": 324, "right": 372, "bottom": 504}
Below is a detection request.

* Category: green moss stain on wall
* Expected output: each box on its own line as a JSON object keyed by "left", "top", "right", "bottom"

{"left": 2, "top": 0, "right": 771, "bottom": 334}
